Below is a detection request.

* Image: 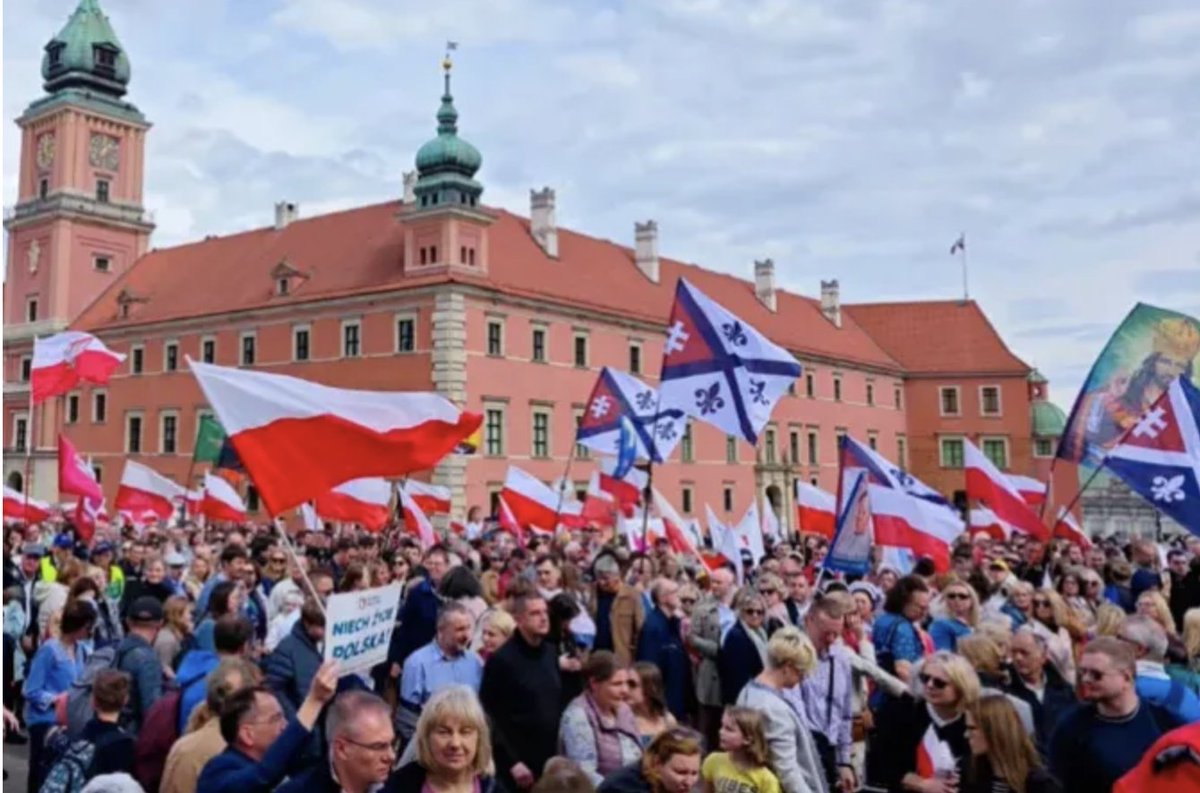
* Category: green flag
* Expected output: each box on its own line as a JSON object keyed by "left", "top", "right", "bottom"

{"left": 193, "top": 415, "right": 227, "bottom": 463}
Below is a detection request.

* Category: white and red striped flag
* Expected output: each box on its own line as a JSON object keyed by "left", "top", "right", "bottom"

{"left": 496, "top": 495, "right": 524, "bottom": 541}
{"left": 3, "top": 486, "right": 52, "bottom": 525}
{"left": 965, "top": 440, "right": 1049, "bottom": 542}
{"left": 733, "top": 501, "right": 765, "bottom": 564}
{"left": 1007, "top": 474, "right": 1048, "bottom": 508}
{"left": 58, "top": 435, "right": 103, "bottom": 502}
{"left": 201, "top": 472, "right": 247, "bottom": 523}
{"left": 968, "top": 506, "right": 1009, "bottom": 541}
{"left": 31, "top": 331, "right": 125, "bottom": 405}
{"left": 404, "top": 480, "right": 451, "bottom": 516}
{"left": 1052, "top": 508, "right": 1092, "bottom": 550}
{"left": 188, "top": 360, "right": 482, "bottom": 515}
{"left": 181, "top": 489, "right": 203, "bottom": 518}
{"left": 399, "top": 486, "right": 436, "bottom": 549}
{"left": 315, "top": 478, "right": 392, "bottom": 532}
{"left": 795, "top": 481, "right": 836, "bottom": 539}
{"left": 651, "top": 487, "right": 703, "bottom": 557}
{"left": 115, "top": 461, "right": 186, "bottom": 521}
{"left": 500, "top": 466, "right": 581, "bottom": 534}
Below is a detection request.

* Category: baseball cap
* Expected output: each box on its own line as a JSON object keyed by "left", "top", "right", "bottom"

{"left": 165, "top": 551, "right": 187, "bottom": 567}
{"left": 127, "top": 596, "right": 164, "bottom": 622}
{"left": 22, "top": 543, "right": 46, "bottom": 558}
{"left": 93, "top": 541, "right": 115, "bottom": 556}
{"left": 988, "top": 559, "right": 1010, "bottom": 573}
{"left": 52, "top": 534, "right": 74, "bottom": 550}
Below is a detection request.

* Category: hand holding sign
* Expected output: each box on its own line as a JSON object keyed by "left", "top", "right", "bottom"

{"left": 297, "top": 660, "right": 340, "bottom": 730}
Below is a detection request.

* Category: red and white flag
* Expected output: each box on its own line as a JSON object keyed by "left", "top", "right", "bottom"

{"left": 968, "top": 506, "right": 1009, "bottom": 541}
{"left": 500, "top": 466, "right": 581, "bottom": 534}
{"left": 915, "top": 724, "right": 957, "bottom": 779}
{"left": 496, "top": 495, "right": 524, "bottom": 541}
{"left": 74, "top": 497, "right": 107, "bottom": 543}
{"left": 651, "top": 487, "right": 703, "bottom": 557}
{"left": 115, "top": 460, "right": 186, "bottom": 521}
{"left": 795, "top": 481, "right": 836, "bottom": 539}
{"left": 181, "top": 489, "right": 203, "bottom": 517}
{"left": 201, "top": 472, "right": 247, "bottom": 523}
{"left": 1053, "top": 508, "right": 1092, "bottom": 550}
{"left": 1007, "top": 474, "right": 1048, "bottom": 508}
{"left": 582, "top": 472, "right": 618, "bottom": 527}
{"left": 3, "top": 487, "right": 52, "bottom": 525}
{"left": 188, "top": 360, "right": 482, "bottom": 514}
{"left": 57, "top": 435, "right": 103, "bottom": 502}
{"left": 31, "top": 331, "right": 125, "bottom": 405}
{"left": 964, "top": 440, "right": 1049, "bottom": 542}
{"left": 399, "top": 486, "right": 436, "bottom": 549}
{"left": 315, "top": 477, "right": 392, "bottom": 532}
{"left": 404, "top": 480, "right": 451, "bottom": 516}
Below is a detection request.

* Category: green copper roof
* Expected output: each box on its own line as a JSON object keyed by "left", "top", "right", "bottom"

{"left": 1032, "top": 400, "right": 1067, "bottom": 437}
{"left": 41, "top": 0, "right": 131, "bottom": 98}
{"left": 414, "top": 64, "right": 482, "bottom": 201}
{"left": 1027, "top": 368, "right": 1048, "bottom": 385}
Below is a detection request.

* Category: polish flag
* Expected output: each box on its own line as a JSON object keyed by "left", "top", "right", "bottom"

{"left": 500, "top": 466, "right": 581, "bottom": 534}
{"left": 399, "top": 486, "right": 436, "bottom": 549}
{"left": 3, "top": 487, "right": 52, "bottom": 524}
{"left": 201, "top": 473, "right": 247, "bottom": 523}
{"left": 1053, "top": 508, "right": 1092, "bottom": 550}
{"left": 57, "top": 435, "right": 103, "bottom": 502}
{"left": 188, "top": 360, "right": 482, "bottom": 515}
{"left": 31, "top": 331, "right": 125, "bottom": 405}
{"left": 762, "top": 500, "right": 781, "bottom": 542}
{"left": 596, "top": 457, "right": 646, "bottom": 516}
{"left": 316, "top": 478, "right": 392, "bottom": 532}
{"left": 1007, "top": 474, "right": 1048, "bottom": 508}
{"left": 115, "top": 460, "right": 186, "bottom": 521}
{"left": 300, "top": 503, "right": 322, "bottom": 532}
{"left": 496, "top": 495, "right": 524, "bottom": 541}
{"left": 582, "top": 472, "right": 618, "bottom": 527}
{"left": 964, "top": 441, "right": 1049, "bottom": 542}
{"left": 915, "top": 724, "right": 957, "bottom": 779}
{"left": 651, "top": 487, "right": 703, "bottom": 558}
{"left": 405, "top": 480, "right": 451, "bottom": 516}
{"left": 74, "top": 497, "right": 106, "bottom": 543}
{"left": 968, "top": 507, "right": 1010, "bottom": 541}
{"left": 181, "top": 489, "right": 203, "bottom": 517}
{"left": 795, "top": 481, "right": 836, "bottom": 539}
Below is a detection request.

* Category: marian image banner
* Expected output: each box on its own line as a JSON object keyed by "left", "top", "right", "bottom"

{"left": 1058, "top": 303, "right": 1200, "bottom": 466}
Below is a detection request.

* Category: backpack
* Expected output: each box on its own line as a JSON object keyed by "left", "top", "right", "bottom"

{"left": 132, "top": 687, "right": 182, "bottom": 793}
{"left": 60, "top": 643, "right": 133, "bottom": 737}
{"left": 40, "top": 729, "right": 96, "bottom": 793}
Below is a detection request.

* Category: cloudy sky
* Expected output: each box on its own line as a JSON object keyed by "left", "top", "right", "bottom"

{"left": 4, "top": 0, "right": 1199, "bottom": 410}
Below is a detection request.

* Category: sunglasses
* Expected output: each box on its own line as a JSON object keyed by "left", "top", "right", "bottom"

{"left": 919, "top": 673, "right": 950, "bottom": 691}
{"left": 743, "top": 608, "right": 765, "bottom": 616}
{"left": 681, "top": 598, "right": 697, "bottom": 606}
{"left": 1034, "top": 599, "right": 1051, "bottom": 607}
{"left": 945, "top": 592, "right": 970, "bottom": 601}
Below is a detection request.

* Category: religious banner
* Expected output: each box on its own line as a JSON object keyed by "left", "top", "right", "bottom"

{"left": 1058, "top": 303, "right": 1200, "bottom": 466}
{"left": 824, "top": 470, "right": 873, "bottom": 575}
{"left": 323, "top": 583, "right": 402, "bottom": 675}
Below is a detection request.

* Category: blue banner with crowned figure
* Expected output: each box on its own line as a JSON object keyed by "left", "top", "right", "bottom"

{"left": 1058, "top": 303, "right": 1200, "bottom": 467}
{"left": 824, "top": 469, "right": 874, "bottom": 575}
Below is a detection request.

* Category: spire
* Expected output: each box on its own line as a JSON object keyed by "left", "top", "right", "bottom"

{"left": 437, "top": 52, "right": 459, "bottom": 135}
{"left": 41, "top": 0, "right": 131, "bottom": 98}
{"left": 413, "top": 46, "right": 483, "bottom": 210}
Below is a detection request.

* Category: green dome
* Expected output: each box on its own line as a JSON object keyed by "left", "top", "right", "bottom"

{"left": 1032, "top": 400, "right": 1067, "bottom": 437}
{"left": 41, "top": 0, "right": 130, "bottom": 98}
{"left": 412, "top": 64, "right": 484, "bottom": 208}
{"left": 415, "top": 107, "right": 482, "bottom": 175}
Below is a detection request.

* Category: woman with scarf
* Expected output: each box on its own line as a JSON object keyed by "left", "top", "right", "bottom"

{"left": 559, "top": 650, "right": 643, "bottom": 786}
{"left": 718, "top": 588, "right": 770, "bottom": 705}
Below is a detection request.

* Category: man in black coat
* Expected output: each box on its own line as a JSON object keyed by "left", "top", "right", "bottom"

{"left": 479, "top": 591, "right": 566, "bottom": 791}
{"left": 1005, "top": 628, "right": 1077, "bottom": 752}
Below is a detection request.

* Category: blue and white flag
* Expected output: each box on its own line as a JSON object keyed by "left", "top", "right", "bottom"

{"left": 825, "top": 469, "right": 874, "bottom": 575}
{"left": 659, "top": 279, "right": 802, "bottom": 444}
{"left": 576, "top": 367, "right": 687, "bottom": 463}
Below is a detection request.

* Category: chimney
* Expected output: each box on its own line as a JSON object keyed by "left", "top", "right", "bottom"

{"left": 274, "top": 201, "right": 299, "bottom": 230}
{"left": 403, "top": 171, "right": 417, "bottom": 204}
{"left": 635, "top": 220, "right": 659, "bottom": 283}
{"left": 530, "top": 187, "right": 558, "bottom": 257}
{"left": 754, "top": 258, "right": 776, "bottom": 311}
{"left": 821, "top": 279, "right": 841, "bottom": 328}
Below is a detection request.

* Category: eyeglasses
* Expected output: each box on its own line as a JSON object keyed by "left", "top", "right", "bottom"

{"left": 944, "top": 592, "right": 970, "bottom": 601}
{"left": 681, "top": 598, "right": 697, "bottom": 606}
{"left": 247, "top": 711, "right": 287, "bottom": 727}
{"left": 743, "top": 608, "right": 765, "bottom": 616}
{"left": 919, "top": 673, "right": 950, "bottom": 691}
{"left": 341, "top": 737, "right": 396, "bottom": 754}
{"left": 1034, "top": 599, "right": 1051, "bottom": 607}
{"left": 269, "top": 557, "right": 287, "bottom": 564}
{"left": 1078, "top": 668, "right": 1111, "bottom": 682}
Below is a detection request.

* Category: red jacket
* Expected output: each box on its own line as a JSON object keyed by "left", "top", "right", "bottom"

{"left": 1115, "top": 722, "right": 1200, "bottom": 793}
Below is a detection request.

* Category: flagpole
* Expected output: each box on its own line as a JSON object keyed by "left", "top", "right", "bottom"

{"left": 553, "top": 442, "right": 578, "bottom": 537}
{"left": 1037, "top": 457, "right": 1058, "bottom": 521}
{"left": 23, "top": 388, "right": 35, "bottom": 520}
{"left": 1052, "top": 418, "right": 1142, "bottom": 533}
{"left": 272, "top": 513, "right": 326, "bottom": 617}
{"left": 641, "top": 390, "right": 666, "bottom": 551}
{"left": 960, "top": 243, "right": 969, "bottom": 303}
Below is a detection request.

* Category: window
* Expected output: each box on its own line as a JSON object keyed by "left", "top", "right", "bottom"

{"left": 49, "top": 44, "right": 63, "bottom": 68}
{"left": 487, "top": 320, "right": 504, "bottom": 356}
{"left": 161, "top": 413, "right": 178, "bottom": 454}
{"left": 789, "top": 430, "right": 799, "bottom": 465}
{"left": 201, "top": 337, "right": 216, "bottom": 364}
{"left": 681, "top": 424, "right": 694, "bottom": 463}
{"left": 764, "top": 428, "right": 777, "bottom": 463}
{"left": 940, "top": 437, "right": 965, "bottom": 468}
{"left": 807, "top": 430, "right": 819, "bottom": 465}
{"left": 39, "top": 179, "right": 49, "bottom": 200}
{"left": 629, "top": 344, "right": 642, "bottom": 374}
{"left": 805, "top": 371, "right": 815, "bottom": 398}
{"left": 240, "top": 333, "right": 256, "bottom": 366}
{"left": 92, "top": 390, "right": 107, "bottom": 423}
{"left": 833, "top": 375, "right": 843, "bottom": 402}
{"left": 96, "top": 179, "right": 110, "bottom": 203}
{"left": 726, "top": 435, "right": 738, "bottom": 463}
{"left": 894, "top": 385, "right": 902, "bottom": 409}
{"left": 531, "top": 328, "right": 546, "bottom": 362}
{"left": 940, "top": 386, "right": 960, "bottom": 416}
{"left": 94, "top": 45, "right": 116, "bottom": 70}
{"left": 25, "top": 297, "right": 38, "bottom": 323}
{"left": 723, "top": 486, "right": 734, "bottom": 513}
{"left": 1034, "top": 438, "right": 1055, "bottom": 458}
{"left": 866, "top": 382, "right": 875, "bottom": 406}
{"left": 681, "top": 486, "right": 693, "bottom": 515}
{"left": 20, "top": 356, "right": 32, "bottom": 382}
{"left": 574, "top": 334, "right": 588, "bottom": 368}
{"left": 93, "top": 255, "right": 111, "bottom": 273}
{"left": 164, "top": 342, "right": 179, "bottom": 372}
{"left": 92, "top": 465, "right": 102, "bottom": 484}
{"left": 574, "top": 409, "right": 590, "bottom": 459}
{"left": 532, "top": 410, "right": 550, "bottom": 458}
{"left": 396, "top": 316, "right": 416, "bottom": 353}
{"left": 429, "top": 245, "right": 438, "bottom": 262}
{"left": 247, "top": 485, "right": 260, "bottom": 513}
{"left": 131, "top": 345, "right": 144, "bottom": 374}
{"left": 13, "top": 415, "right": 28, "bottom": 452}
{"left": 868, "top": 433, "right": 878, "bottom": 451}
{"left": 897, "top": 436, "right": 908, "bottom": 468}
{"left": 982, "top": 437, "right": 1009, "bottom": 469}
{"left": 126, "top": 413, "right": 143, "bottom": 454}
{"left": 485, "top": 407, "right": 505, "bottom": 456}
{"left": 66, "top": 394, "right": 79, "bottom": 424}
{"left": 342, "top": 321, "right": 361, "bottom": 358}
{"left": 980, "top": 386, "right": 1002, "bottom": 416}
{"left": 293, "top": 326, "right": 310, "bottom": 361}
{"left": 277, "top": 278, "right": 289, "bottom": 296}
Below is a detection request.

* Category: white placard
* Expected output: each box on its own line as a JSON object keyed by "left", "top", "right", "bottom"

{"left": 323, "top": 583, "right": 402, "bottom": 675}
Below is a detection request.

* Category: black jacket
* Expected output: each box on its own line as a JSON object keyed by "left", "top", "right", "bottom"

{"left": 81, "top": 718, "right": 135, "bottom": 778}
{"left": 385, "top": 762, "right": 496, "bottom": 793}
{"left": 596, "top": 763, "right": 653, "bottom": 793}
{"left": 717, "top": 622, "right": 765, "bottom": 705}
{"left": 964, "top": 758, "right": 1061, "bottom": 793}
{"left": 1004, "top": 663, "right": 1077, "bottom": 752}
{"left": 479, "top": 631, "right": 562, "bottom": 788}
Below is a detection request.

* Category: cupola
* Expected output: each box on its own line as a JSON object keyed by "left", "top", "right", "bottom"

{"left": 41, "top": 0, "right": 131, "bottom": 98}
{"left": 412, "top": 55, "right": 483, "bottom": 209}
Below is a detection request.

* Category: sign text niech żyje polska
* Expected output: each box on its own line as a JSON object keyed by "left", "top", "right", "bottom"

{"left": 323, "top": 583, "right": 402, "bottom": 675}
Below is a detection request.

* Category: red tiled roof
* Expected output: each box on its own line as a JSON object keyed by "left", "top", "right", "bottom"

{"left": 75, "top": 201, "right": 901, "bottom": 372}
{"left": 844, "top": 300, "right": 1030, "bottom": 375}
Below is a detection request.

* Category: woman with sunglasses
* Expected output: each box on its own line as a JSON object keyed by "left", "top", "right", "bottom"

{"left": 717, "top": 589, "right": 770, "bottom": 705}
{"left": 929, "top": 581, "right": 979, "bottom": 652}
{"left": 964, "top": 694, "right": 1058, "bottom": 793}
{"left": 756, "top": 573, "right": 789, "bottom": 637}
{"left": 1029, "top": 590, "right": 1076, "bottom": 686}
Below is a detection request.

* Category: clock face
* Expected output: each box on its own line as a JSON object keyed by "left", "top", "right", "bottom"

{"left": 36, "top": 134, "right": 55, "bottom": 171}
{"left": 89, "top": 133, "right": 120, "bottom": 171}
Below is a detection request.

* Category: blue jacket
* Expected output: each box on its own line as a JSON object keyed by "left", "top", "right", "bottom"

{"left": 176, "top": 649, "right": 220, "bottom": 733}
{"left": 114, "top": 632, "right": 164, "bottom": 731}
{"left": 1004, "top": 663, "right": 1077, "bottom": 752}
{"left": 1136, "top": 663, "right": 1200, "bottom": 724}
{"left": 389, "top": 578, "right": 440, "bottom": 666}
{"left": 263, "top": 619, "right": 322, "bottom": 714}
{"left": 929, "top": 617, "right": 973, "bottom": 652}
{"left": 635, "top": 606, "right": 692, "bottom": 721}
{"left": 717, "top": 622, "right": 764, "bottom": 705}
{"left": 23, "top": 638, "right": 88, "bottom": 726}
{"left": 196, "top": 716, "right": 313, "bottom": 793}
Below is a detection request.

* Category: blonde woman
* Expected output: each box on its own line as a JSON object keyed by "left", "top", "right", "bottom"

{"left": 1029, "top": 590, "right": 1076, "bottom": 686}
{"left": 1093, "top": 603, "right": 1126, "bottom": 638}
{"left": 393, "top": 685, "right": 496, "bottom": 791}
{"left": 183, "top": 556, "right": 211, "bottom": 602}
{"left": 1136, "top": 590, "right": 1187, "bottom": 664}
{"left": 1183, "top": 608, "right": 1200, "bottom": 673}
{"left": 929, "top": 580, "right": 979, "bottom": 651}
{"left": 965, "top": 694, "right": 1058, "bottom": 793}
{"left": 474, "top": 607, "right": 516, "bottom": 661}
{"left": 154, "top": 595, "right": 194, "bottom": 673}
{"left": 955, "top": 634, "right": 1035, "bottom": 737}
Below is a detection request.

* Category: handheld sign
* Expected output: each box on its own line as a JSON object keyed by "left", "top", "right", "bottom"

{"left": 323, "top": 583, "right": 402, "bottom": 675}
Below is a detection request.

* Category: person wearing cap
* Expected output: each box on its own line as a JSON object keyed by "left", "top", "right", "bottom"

{"left": 38, "top": 533, "right": 76, "bottom": 584}
{"left": 90, "top": 542, "right": 127, "bottom": 601}
{"left": 164, "top": 551, "right": 189, "bottom": 598}
{"left": 114, "top": 595, "right": 166, "bottom": 731}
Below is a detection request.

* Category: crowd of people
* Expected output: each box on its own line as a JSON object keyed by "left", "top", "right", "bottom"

{"left": 3, "top": 513, "right": 1200, "bottom": 793}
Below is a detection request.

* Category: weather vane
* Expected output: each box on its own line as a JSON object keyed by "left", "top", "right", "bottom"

{"left": 444, "top": 40, "right": 458, "bottom": 71}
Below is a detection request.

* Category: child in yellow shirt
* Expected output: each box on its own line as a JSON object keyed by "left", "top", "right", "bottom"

{"left": 701, "top": 706, "right": 781, "bottom": 793}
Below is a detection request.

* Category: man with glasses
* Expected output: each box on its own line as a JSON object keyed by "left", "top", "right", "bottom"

{"left": 1049, "top": 636, "right": 1185, "bottom": 792}
{"left": 781, "top": 554, "right": 812, "bottom": 625}
{"left": 276, "top": 690, "right": 396, "bottom": 793}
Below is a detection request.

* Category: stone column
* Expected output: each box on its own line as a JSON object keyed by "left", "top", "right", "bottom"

{"left": 431, "top": 289, "right": 468, "bottom": 523}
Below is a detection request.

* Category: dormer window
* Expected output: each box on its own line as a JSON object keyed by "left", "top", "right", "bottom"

{"left": 277, "top": 278, "right": 289, "bottom": 296}
{"left": 270, "top": 259, "right": 308, "bottom": 297}
{"left": 47, "top": 43, "right": 63, "bottom": 70}
{"left": 93, "top": 44, "right": 117, "bottom": 76}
